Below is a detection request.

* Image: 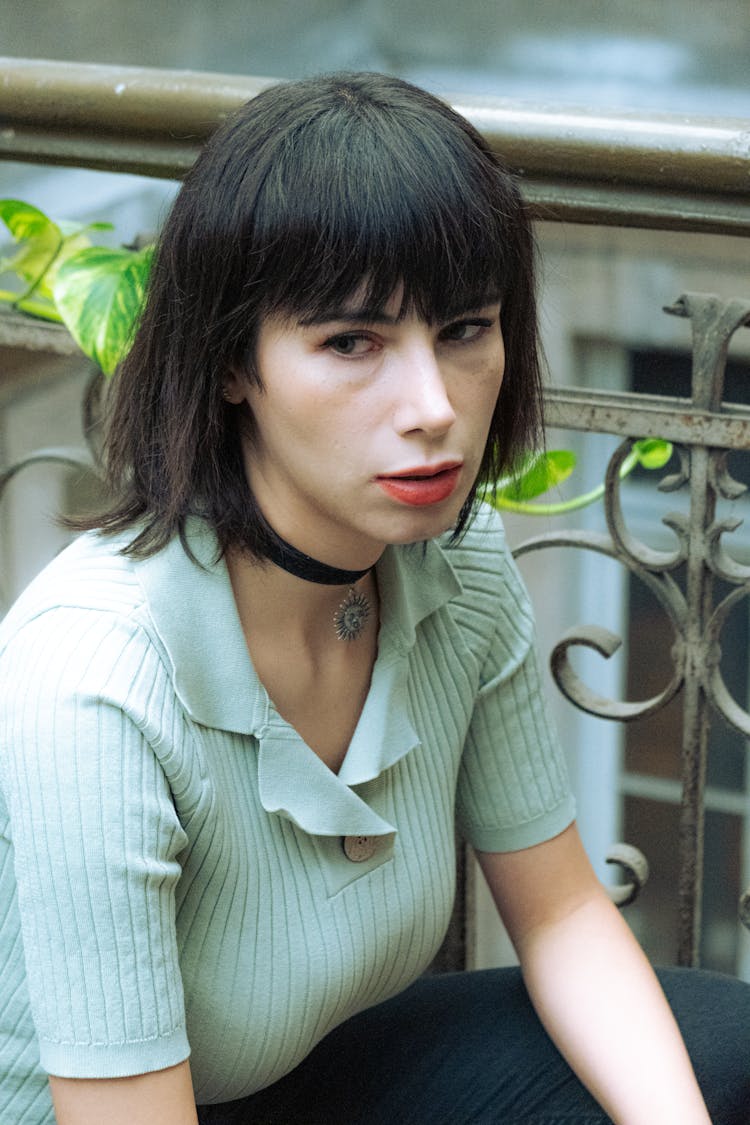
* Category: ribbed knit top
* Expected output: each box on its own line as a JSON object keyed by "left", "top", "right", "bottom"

{"left": 0, "top": 506, "right": 574, "bottom": 1121}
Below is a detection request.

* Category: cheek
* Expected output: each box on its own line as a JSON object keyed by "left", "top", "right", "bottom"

{"left": 486, "top": 341, "right": 506, "bottom": 405}
{"left": 462, "top": 354, "right": 505, "bottom": 419}
{"left": 247, "top": 380, "right": 316, "bottom": 437}
{"left": 254, "top": 391, "right": 371, "bottom": 472}
{"left": 491, "top": 337, "right": 506, "bottom": 392}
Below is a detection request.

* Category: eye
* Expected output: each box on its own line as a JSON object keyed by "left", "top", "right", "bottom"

{"left": 323, "top": 332, "right": 376, "bottom": 357}
{"left": 439, "top": 317, "right": 495, "bottom": 343}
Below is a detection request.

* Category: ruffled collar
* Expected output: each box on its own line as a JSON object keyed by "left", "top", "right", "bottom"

{"left": 135, "top": 520, "right": 462, "bottom": 837}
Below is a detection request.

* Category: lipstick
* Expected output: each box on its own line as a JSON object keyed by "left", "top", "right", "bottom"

{"left": 376, "top": 463, "right": 462, "bottom": 507}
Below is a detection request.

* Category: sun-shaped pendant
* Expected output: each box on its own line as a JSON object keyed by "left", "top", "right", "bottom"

{"left": 333, "top": 586, "right": 371, "bottom": 642}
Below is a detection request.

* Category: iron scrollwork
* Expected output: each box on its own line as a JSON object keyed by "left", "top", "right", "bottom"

{"left": 513, "top": 292, "right": 750, "bottom": 965}
{"left": 0, "top": 362, "right": 104, "bottom": 614}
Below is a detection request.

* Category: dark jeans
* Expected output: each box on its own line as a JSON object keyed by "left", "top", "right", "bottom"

{"left": 196, "top": 967, "right": 750, "bottom": 1124}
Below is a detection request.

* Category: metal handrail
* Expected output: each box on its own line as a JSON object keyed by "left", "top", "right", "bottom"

{"left": 1, "top": 57, "right": 749, "bottom": 235}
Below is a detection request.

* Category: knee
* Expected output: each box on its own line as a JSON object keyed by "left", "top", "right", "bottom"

{"left": 657, "top": 967, "right": 750, "bottom": 1124}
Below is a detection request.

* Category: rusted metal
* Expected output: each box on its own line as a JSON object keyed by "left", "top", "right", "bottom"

{"left": 545, "top": 390, "right": 750, "bottom": 450}
{"left": 1, "top": 59, "right": 749, "bottom": 235}
{"left": 0, "top": 58, "right": 274, "bottom": 135}
{"left": 0, "top": 307, "right": 80, "bottom": 357}
{"left": 460, "top": 98, "right": 750, "bottom": 196}
{"left": 0, "top": 446, "right": 96, "bottom": 501}
{"left": 741, "top": 888, "right": 750, "bottom": 931}
{"left": 523, "top": 181, "right": 750, "bottom": 237}
{"left": 516, "top": 291, "right": 750, "bottom": 964}
{"left": 606, "top": 844, "right": 650, "bottom": 908}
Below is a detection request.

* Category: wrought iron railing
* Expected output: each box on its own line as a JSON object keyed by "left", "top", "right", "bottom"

{"left": 1, "top": 58, "right": 749, "bottom": 972}
{"left": 524, "top": 293, "right": 750, "bottom": 967}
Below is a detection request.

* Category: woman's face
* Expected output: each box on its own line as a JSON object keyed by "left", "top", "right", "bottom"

{"left": 230, "top": 290, "right": 505, "bottom": 567}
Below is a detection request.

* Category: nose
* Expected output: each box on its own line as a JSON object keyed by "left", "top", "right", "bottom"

{"left": 392, "top": 342, "right": 456, "bottom": 437}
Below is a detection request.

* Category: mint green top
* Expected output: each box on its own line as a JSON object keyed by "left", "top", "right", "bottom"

{"left": 0, "top": 506, "right": 574, "bottom": 1122}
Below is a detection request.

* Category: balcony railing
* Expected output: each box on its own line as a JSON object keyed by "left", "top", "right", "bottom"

{"left": 1, "top": 57, "right": 749, "bottom": 973}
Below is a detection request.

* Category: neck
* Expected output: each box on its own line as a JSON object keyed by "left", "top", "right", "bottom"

{"left": 229, "top": 512, "right": 382, "bottom": 644}
{"left": 228, "top": 548, "right": 378, "bottom": 649}
{"left": 258, "top": 518, "right": 373, "bottom": 586}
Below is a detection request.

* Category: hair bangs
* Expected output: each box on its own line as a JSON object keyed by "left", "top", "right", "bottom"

{"left": 247, "top": 103, "right": 514, "bottom": 327}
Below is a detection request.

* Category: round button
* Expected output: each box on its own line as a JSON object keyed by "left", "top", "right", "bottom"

{"left": 342, "top": 835, "right": 377, "bottom": 862}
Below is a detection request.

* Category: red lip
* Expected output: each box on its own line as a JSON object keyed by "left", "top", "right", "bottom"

{"left": 382, "top": 461, "right": 463, "bottom": 479}
{"left": 376, "top": 463, "right": 462, "bottom": 506}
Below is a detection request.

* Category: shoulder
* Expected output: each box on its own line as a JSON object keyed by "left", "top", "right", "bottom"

{"left": 0, "top": 522, "right": 255, "bottom": 738}
{"left": 0, "top": 531, "right": 145, "bottom": 643}
{"left": 440, "top": 502, "right": 532, "bottom": 618}
{"left": 0, "top": 532, "right": 168, "bottom": 719}
{"left": 441, "top": 501, "right": 508, "bottom": 568}
{"left": 429, "top": 503, "right": 537, "bottom": 682}
{"left": 0, "top": 536, "right": 198, "bottom": 794}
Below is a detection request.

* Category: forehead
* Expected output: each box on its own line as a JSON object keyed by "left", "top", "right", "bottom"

{"left": 273, "top": 282, "right": 503, "bottom": 330}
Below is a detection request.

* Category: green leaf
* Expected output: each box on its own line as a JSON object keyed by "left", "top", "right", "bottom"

{"left": 494, "top": 449, "right": 577, "bottom": 502}
{"left": 0, "top": 199, "right": 115, "bottom": 307}
{"left": 59, "top": 219, "right": 113, "bottom": 236}
{"left": 53, "top": 244, "right": 153, "bottom": 375}
{"left": 0, "top": 198, "right": 59, "bottom": 247}
{"left": 35, "top": 228, "right": 111, "bottom": 302}
{"left": 0, "top": 198, "right": 63, "bottom": 296}
{"left": 632, "top": 438, "right": 673, "bottom": 470}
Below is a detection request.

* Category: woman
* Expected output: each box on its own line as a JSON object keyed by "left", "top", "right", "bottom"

{"left": 0, "top": 72, "right": 748, "bottom": 1125}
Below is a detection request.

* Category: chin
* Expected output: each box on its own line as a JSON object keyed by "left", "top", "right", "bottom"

{"left": 382, "top": 510, "right": 459, "bottom": 546}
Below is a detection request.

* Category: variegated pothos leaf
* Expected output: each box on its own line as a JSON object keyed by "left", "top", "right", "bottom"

{"left": 0, "top": 198, "right": 112, "bottom": 303}
{"left": 53, "top": 245, "right": 153, "bottom": 375}
{"left": 493, "top": 449, "right": 577, "bottom": 502}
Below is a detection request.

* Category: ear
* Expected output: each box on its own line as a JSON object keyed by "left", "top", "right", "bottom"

{"left": 222, "top": 368, "right": 249, "bottom": 405}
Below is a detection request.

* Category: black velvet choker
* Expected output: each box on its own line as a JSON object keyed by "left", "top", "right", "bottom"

{"left": 260, "top": 522, "right": 373, "bottom": 641}
{"left": 262, "top": 523, "right": 371, "bottom": 586}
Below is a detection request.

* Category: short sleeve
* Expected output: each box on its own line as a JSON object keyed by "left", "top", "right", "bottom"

{"left": 0, "top": 608, "right": 191, "bottom": 1078}
{"left": 455, "top": 536, "right": 576, "bottom": 853}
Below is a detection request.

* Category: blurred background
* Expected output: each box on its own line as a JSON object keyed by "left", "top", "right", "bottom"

{"left": 1, "top": 0, "right": 749, "bottom": 978}
{"left": 2, "top": 0, "right": 749, "bottom": 113}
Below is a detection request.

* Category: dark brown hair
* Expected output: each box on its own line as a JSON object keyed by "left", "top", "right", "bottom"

{"left": 83, "top": 71, "right": 544, "bottom": 558}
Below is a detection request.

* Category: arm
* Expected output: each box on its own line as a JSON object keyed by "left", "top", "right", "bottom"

{"left": 49, "top": 1061, "right": 199, "bottom": 1125}
{"left": 476, "top": 823, "right": 710, "bottom": 1124}
{"left": 1, "top": 612, "right": 192, "bottom": 1112}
